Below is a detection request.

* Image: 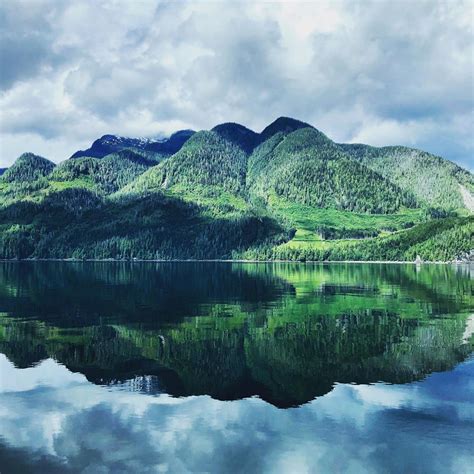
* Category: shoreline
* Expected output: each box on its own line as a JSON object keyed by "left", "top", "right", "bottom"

{"left": 0, "top": 258, "right": 471, "bottom": 265}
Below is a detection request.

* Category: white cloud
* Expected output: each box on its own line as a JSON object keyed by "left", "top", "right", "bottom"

{"left": 0, "top": 0, "right": 472, "bottom": 169}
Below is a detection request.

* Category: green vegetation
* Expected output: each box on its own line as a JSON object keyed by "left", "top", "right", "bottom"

{"left": 51, "top": 149, "right": 162, "bottom": 194}
{"left": 1, "top": 153, "right": 55, "bottom": 183}
{"left": 244, "top": 215, "right": 473, "bottom": 262}
{"left": 123, "top": 131, "right": 248, "bottom": 196}
{"left": 340, "top": 143, "right": 474, "bottom": 211}
{"left": 248, "top": 128, "right": 417, "bottom": 213}
{"left": 0, "top": 261, "right": 472, "bottom": 406}
{"left": 266, "top": 195, "right": 422, "bottom": 242}
{"left": 0, "top": 117, "right": 472, "bottom": 261}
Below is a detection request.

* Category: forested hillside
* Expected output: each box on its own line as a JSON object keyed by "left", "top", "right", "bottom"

{"left": 1, "top": 153, "right": 55, "bottom": 183}
{"left": 339, "top": 144, "right": 474, "bottom": 211}
{"left": 51, "top": 149, "right": 163, "bottom": 194}
{"left": 0, "top": 117, "right": 472, "bottom": 262}
{"left": 248, "top": 128, "right": 417, "bottom": 214}
{"left": 123, "top": 131, "right": 248, "bottom": 196}
{"left": 212, "top": 123, "right": 259, "bottom": 153}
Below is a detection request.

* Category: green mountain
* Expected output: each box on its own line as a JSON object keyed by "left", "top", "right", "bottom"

{"left": 0, "top": 117, "right": 472, "bottom": 261}
{"left": 211, "top": 122, "right": 260, "bottom": 153}
{"left": 339, "top": 143, "right": 474, "bottom": 211}
{"left": 259, "top": 116, "right": 311, "bottom": 141}
{"left": 124, "top": 130, "right": 248, "bottom": 196}
{"left": 248, "top": 127, "right": 417, "bottom": 214}
{"left": 50, "top": 149, "right": 163, "bottom": 194}
{"left": 1, "top": 153, "right": 55, "bottom": 182}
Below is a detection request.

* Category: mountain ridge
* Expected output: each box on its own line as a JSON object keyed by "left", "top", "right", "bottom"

{"left": 70, "top": 130, "right": 196, "bottom": 159}
{"left": 1, "top": 117, "right": 472, "bottom": 262}
{"left": 339, "top": 143, "right": 474, "bottom": 210}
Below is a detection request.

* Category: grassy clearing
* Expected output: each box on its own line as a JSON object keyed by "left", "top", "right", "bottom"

{"left": 47, "top": 178, "right": 96, "bottom": 193}
{"left": 266, "top": 194, "right": 424, "bottom": 250}
{"left": 268, "top": 194, "right": 422, "bottom": 232}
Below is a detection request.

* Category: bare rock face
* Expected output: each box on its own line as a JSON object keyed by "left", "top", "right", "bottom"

{"left": 459, "top": 184, "right": 474, "bottom": 213}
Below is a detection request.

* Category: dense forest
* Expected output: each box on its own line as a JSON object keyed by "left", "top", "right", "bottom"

{"left": 339, "top": 143, "right": 474, "bottom": 210}
{"left": 0, "top": 117, "right": 472, "bottom": 262}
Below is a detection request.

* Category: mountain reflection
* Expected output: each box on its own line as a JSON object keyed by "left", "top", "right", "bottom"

{"left": 0, "top": 262, "right": 472, "bottom": 407}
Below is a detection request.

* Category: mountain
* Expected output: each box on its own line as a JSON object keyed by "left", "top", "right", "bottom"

{"left": 259, "top": 116, "right": 312, "bottom": 141}
{"left": 123, "top": 130, "right": 248, "bottom": 196}
{"left": 211, "top": 117, "right": 313, "bottom": 154}
{"left": 70, "top": 134, "right": 155, "bottom": 159}
{"left": 1, "top": 117, "right": 473, "bottom": 262}
{"left": 0, "top": 168, "right": 6, "bottom": 176}
{"left": 212, "top": 122, "right": 260, "bottom": 153}
{"left": 1, "top": 153, "right": 55, "bottom": 182}
{"left": 339, "top": 144, "right": 474, "bottom": 211}
{"left": 70, "top": 130, "right": 195, "bottom": 159}
{"left": 144, "top": 129, "right": 195, "bottom": 155}
{"left": 248, "top": 127, "right": 417, "bottom": 214}
{"left": 50, "top": 149, "right": 161, "bottom": 194}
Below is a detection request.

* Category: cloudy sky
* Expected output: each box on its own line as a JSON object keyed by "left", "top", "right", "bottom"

{"left": 0, "top": 0, "right": 473, "bottom": 169}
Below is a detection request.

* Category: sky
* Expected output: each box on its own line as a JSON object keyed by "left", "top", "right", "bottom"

{"left": 0, "top": 0, "right": 473, "bottom": 170}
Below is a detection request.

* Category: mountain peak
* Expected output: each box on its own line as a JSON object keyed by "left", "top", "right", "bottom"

{"left": 2, "top": 152, "right": 55, "bottom": 182}
{"left": 71, "top": 130, "right": 196, "bottom": 159}
{"left": 212, "top": 122, "right": 259, "bottom": 153}
{"left": 144, "top": 129, "right": 195, "bottom": 155}
{"left": 15, "top": 152, "right": 54, "bottom": 166}
{"left": 71, "top": 135, "right": 156, "bottom": 159}
{"left": 260, "top": 117, "right": 313, "bottom": 141}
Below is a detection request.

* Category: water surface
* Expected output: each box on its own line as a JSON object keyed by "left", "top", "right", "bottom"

{"left": 0, "top": 262, "right": 473, "bottom": 472}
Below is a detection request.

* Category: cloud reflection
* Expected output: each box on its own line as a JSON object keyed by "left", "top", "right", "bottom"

{"left": 1, "top": 354, "right": 473, "bottom": 473}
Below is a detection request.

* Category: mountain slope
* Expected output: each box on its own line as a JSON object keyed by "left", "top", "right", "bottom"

{"left": 339, "top": 144, "right": 474, "bottom": 212}
{"left": 259, "top": 116, "right": 312, "bottom": 141}
{"left": 212, "top": 123, "right": 260, "bottom": 153}
{"left": 123, "top": 131, "right": 248, "bottom": 196}
{"left": 144, "top": 130, "right": 195, "bottom": 155}
{"left": 248, "top": 127, "right": 417, "bottom": 214}
{"left": 50, "top": 149, "right": 160, "bottom": 194}
{"left": 1, "top": 153, "right": 55, "bottom": 183}
{"left": 259, "top": 215, "right": 473, "bottom": 263}
{"left": 0, "top": 189, "right": 286, "bottom": 260}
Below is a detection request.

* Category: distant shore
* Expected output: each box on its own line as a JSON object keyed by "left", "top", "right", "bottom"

{"left": 0, "top": 258, "right": 472, "bottom": 265}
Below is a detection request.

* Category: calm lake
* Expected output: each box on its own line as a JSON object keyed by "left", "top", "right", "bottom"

{"left": 0, "top": 261, "right": 473, "bottom": 473}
